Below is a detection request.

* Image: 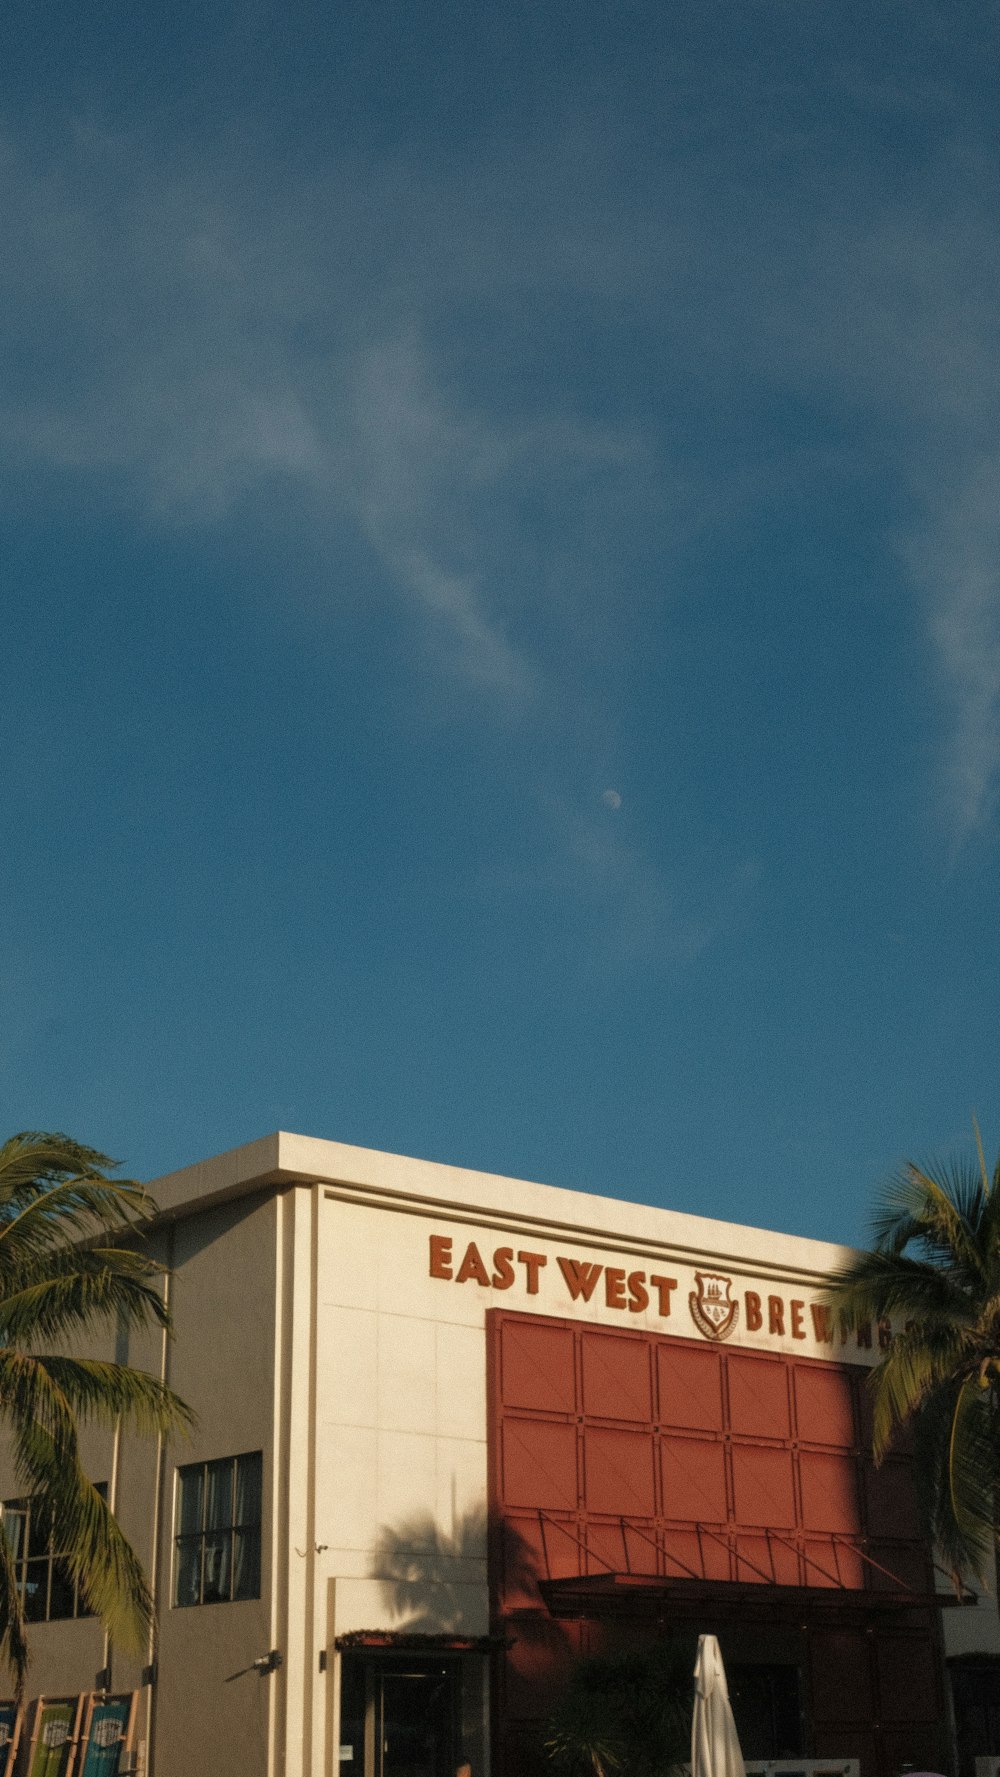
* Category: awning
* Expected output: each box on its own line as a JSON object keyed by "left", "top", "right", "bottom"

{"left": 538, "top": 1571, "right": 969, "bottom": 1622}
{"left": 334, "top": 1631, "right": 500, "bottom": 1652}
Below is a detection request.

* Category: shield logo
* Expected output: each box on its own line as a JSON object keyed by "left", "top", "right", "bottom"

{"left": 689, "top": 1271, "right": 739, "bottom": 1342}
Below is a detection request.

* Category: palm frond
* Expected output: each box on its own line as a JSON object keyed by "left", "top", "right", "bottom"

{"left": 946, "top": 1376, "right": 998, "bottom": 1574}
{"left": 0, "top": 1129, "right": 191, "bottom": 1691}
{"left": 0, "top": 1510, "right": 29, "bottom": 1703}
{"left": 15, "top": 1428, "right": 154, "bottom": 1657}
{"left": 0, "top": 1250, "right": 170, "bottom": 1345}
{"left": 868, "top": 1324, "right": 969, "bottom": 1461}
{"left": 0, "top": 1178, "right": 154, "bottom": 1268}
{"left": 870, "top": 1159, "right": 987, "bottom": 1281}
{"left": 826, "top": 1248, "right": 974, "bottom": 1330}
{"left": 35, "top": 1357, "right": 193, "bottom": 1439}
{"left": 0, "top": 1133, "right": 122, "bottom": 1194}
{"left": 909, "top": 1384, "right": 993, "bottom": 1583}
{"left": 0, "top": 1350, "right": 84, "bottom": 1473}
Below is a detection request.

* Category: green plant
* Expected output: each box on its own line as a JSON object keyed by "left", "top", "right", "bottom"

{"left": 0, "top": 1133, "right": 193, "bottom": 1695}
{"left": 826, "top": 1123, "right": 1000, "bottom": 1586}
{"left": 544, "top": 1637, "right": 693, "bottom": 1777}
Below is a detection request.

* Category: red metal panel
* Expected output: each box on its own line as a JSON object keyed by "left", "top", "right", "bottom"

{"left": 664, "top": 1526, "right": 730, "bottom": 1581}
{"left": 875, "top": 1635, "right": 940, "bottom": 1723}
{"left": 731, "top": 1444, "right": 796, "bottom": 1527}
{"left": 660, "top": 1433, "right": 727, "bottom": 1522}
{"left": 867, "top": 1541, "right": 929, "bottom": 1593}
{"left": 583, "top": 1427, "right": 656, "bottom": 1516}
{"left": 880, "top": 1726, "right": 948, "bottom": 1777}
{"left": 502, "top": 1617, "right": 579, "bottom": 1719}
{"left": 803, "top": 1538, "right": 865, "bottom": 1590}
{"left": 487, "top": 1309, "right": 942, "bottom": 1777}
{"left": 657, "top": 1343, "right": 724, "bottom": 1431}
{"left": 500, "top": 1518, "right": 551, "bottom": 1609}
{"left": 500, "top": 1320, "right": 575, "bottom": 1412}
{"left": 814, "top": 1727, "right": 881, "bottom": 1773}
{"left": 809, "top": 1630, "right": 875, "bottom": 1724}
{"left": 581, "top": 1331, "right": 652, "bottom": 1421}
{"left": 501, "top": 1419, "right": 578, "bottom": 1509}
{"left": 584, "top": 1520, "right": 632, "bottom": 1578}
{"left": 864, "top": 1457, "right": 921, "bottom": 1540}
{"left": 794, "top": 1362, "right": 856, "bottom": 1446}
{"left": 727, "top": 1351, "right": 792, "bottom": 1438}
{"left": 734, "top": 1533, "right": 799, "bottom": 1586}
{"left": 799, "top": 1452, "right": 862, "bottom": 1534}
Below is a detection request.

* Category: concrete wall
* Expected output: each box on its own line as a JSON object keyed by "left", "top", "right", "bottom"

{"left": 0, "top": 1189, "right": 280, "bottom": 1777}
{"left": 5, "top": 1131, "right": 1000, "bottom": 1777}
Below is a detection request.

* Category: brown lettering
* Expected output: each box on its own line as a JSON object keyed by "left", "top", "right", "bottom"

{"left": 491, "top": 1247, "right": 515, "bottom": 1290}
{"left": 810, "top": 1303, "right": 834, "bottom": 1343}
{"left": 456, "top": 1241, "right": 491, "bottom": 1287}
{"left": 605, "top": 1267, "right": 627, "bottom": 1310}
{"left": 878, "top": 1318, "right": 893, "bottom": 1351}
{"left": 768, "top": 1295, "right": 785, "bottom": 1336}
{"left": 429, "top": 1235, "right": 453, "bottom": 1280}
{"left": 627, "top": 1271, "right": 649, "bottom": 1314}
{"left": 790, "top": 1300, "right": 806, "bottom": 1340}
{"left": 855, "top": 1321, "right": 872, "bottom": 1349}
{"left": 518, "top": 1250, "right": 547, "bottom": 1294}
{"left": 744, "top": 1290, "right": 763, "bottom": 1331}
{"left": 557, "top": 1256, "right": 603, "bottom": 1302}
{"left": 649, "top": 1274, "right": 677, "bottom": 1317}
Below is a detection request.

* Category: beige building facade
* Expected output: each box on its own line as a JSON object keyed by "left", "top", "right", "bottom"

{"left": 4, "top": 1132, "right": 1000, "bottom": 1777}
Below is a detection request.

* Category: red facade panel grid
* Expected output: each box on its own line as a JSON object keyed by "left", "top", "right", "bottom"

{"left": 501, "top": 1418, "right": 578, "bottom": 1510}
{"left": 800, "top": 1451, "right": 862, "bottom": 1533}
{"left": 584, "top": 1427, "right": 656, "bottom": 1517}
{"left": 500, "top": 1319, "right": 575, "bottom": 1413}
{"left": 584, "top": 1519, "right": 631, "bottom": 1579}
{"left": 501, "top": 1518, "right": 554, "bottom": 1609}
{"left": 875, "top": 1635, "right": 941, "bottom": 1725}
{"left": 660, "top": 1433, "right": 727, "bottom": 1523}
{"left": 727, "top": 1350, "right": 792, "bottom": 1438}
{"left": 664, "top": 1526, "right": 731, "bottom": 1582}
{"left": 656, "top": 1343, "right": 724, "bottom": 1430}
{"left": 809, "top": 1630, "right": 876, "bottom": 1724}
{"left": 487, "top": 1309, "right": 943, "bottom": 1777}
{"left": 864, "top": 1458, "right": 922, "bottom": 1541}
{"left": 804, "top": 1536, "right": 866, "bottom": 1590}
{"left": 581, "top": 1330, "right": 653, "bottom": 1421}
{"left": 794, "top": 1361, "right": 857, "bottom": 1446}
{"left": 730, "top": 1443, "right": 797, "bottom": 1528}
{"left": 734, "top": 1532, "right": 800, "bottom": 1586}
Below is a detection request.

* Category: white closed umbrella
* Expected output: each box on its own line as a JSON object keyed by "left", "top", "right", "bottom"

{"left": 691, "top": 1634, "right": 745, "bottom": 1777}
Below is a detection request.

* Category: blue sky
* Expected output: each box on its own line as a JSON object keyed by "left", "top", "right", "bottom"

{"left": 4, "top": 0, "right": 1000, "bottom": 1244}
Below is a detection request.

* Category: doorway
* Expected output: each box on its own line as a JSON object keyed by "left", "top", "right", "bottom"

{"left": 340, "top": 1653, "right": 460, "bottom": 1777}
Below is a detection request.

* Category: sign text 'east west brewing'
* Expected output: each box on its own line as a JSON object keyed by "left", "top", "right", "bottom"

{"left": 427, "top": 1232, "right": 893, "bottom": 1352}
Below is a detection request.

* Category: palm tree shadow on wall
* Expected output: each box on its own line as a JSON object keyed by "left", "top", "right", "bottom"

{"left": 370, "top": 1509, "right": 538, "bottom": 1634}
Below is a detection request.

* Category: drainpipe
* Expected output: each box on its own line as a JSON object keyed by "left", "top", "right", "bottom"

{"left": 99, "top": 1414, "right": 123, "bottom": 1689}
{"left": 143, "top": 1227, "right": 174, "bottom": 1777}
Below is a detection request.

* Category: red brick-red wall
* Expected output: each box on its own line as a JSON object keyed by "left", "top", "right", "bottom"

{"left": 487, "top": 1309, "right": 946, "bottom": 1777}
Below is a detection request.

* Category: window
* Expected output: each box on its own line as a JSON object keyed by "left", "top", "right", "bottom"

{"left": 1, "top": 1488, "right": 106, "bottom": 1624}
{"left": 173, "top": 1453, "right": 262, "bottom": 1607}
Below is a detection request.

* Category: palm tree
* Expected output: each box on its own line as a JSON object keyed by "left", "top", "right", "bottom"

{"left": 827, "top": 1124, "right": 1000, "bottom": 1588}
{"left": 544, "top": 1639, "right": 693, "bottom": 1777}
{"left": 0, "top": 1132, "right": 192, "bottom": 1696}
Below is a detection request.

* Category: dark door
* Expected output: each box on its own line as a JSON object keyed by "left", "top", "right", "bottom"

{"left": 339, "top": 1654, "right": 460, "bottom": 1777}
{"left": 376, "top": 1665, "right": 456, "bottom": 1777}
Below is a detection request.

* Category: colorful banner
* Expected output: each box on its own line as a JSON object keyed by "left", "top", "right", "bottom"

{"left": 77, "top": 1695, "right": 136, "bottom": 1777}
{"left": 26, "top": 1699, "right": 79, "bottom": 1777}
{"left": 0, "top": 1704, "right": 21, "bottom": 1777}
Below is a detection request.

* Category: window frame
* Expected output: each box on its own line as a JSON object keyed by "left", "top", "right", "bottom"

{"left": 172, "top": 1452, "right": 263, "bottom": 1609}
{"left": 1, "top": 1487, "right": 107, "bottom": 1625}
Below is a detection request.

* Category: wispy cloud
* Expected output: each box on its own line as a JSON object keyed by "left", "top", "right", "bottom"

{"left": 903, "top": 462, "right": 1000, "bottom": 844}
